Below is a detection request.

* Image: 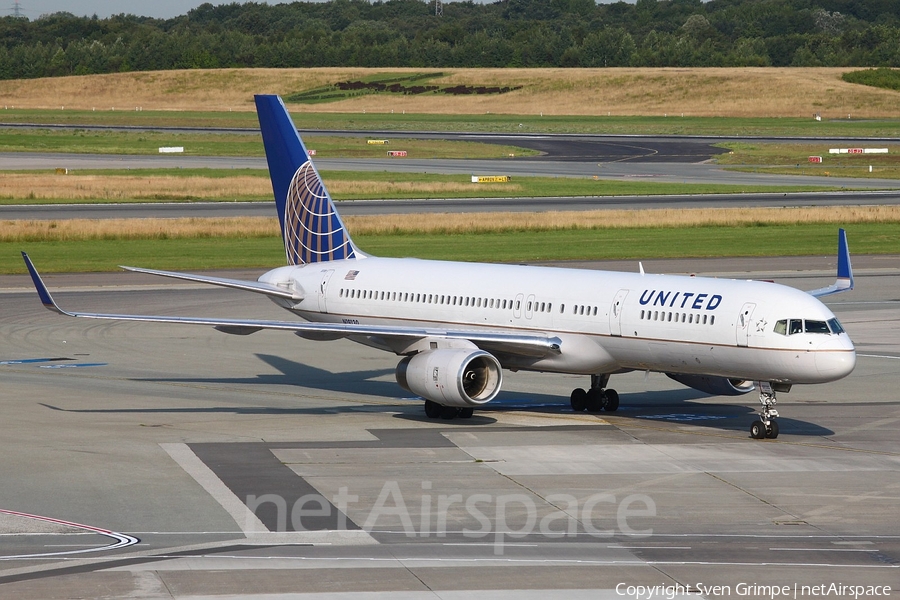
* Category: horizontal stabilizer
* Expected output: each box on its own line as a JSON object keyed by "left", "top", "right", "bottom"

{"left": 120, "top": 266, "right": 300, "bottom": 301}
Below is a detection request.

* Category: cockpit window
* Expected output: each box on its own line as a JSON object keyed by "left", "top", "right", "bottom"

{"left": 828, "top": 318, "right": 845, "bottom": 334}
{"left": 805, "top": 320, "right": 830, "bottom": 334}
{"left": 776, "top": 318, "right": 838, "bottom": 336}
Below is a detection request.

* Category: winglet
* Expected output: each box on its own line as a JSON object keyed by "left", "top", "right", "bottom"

{"left": 807, "top": 228, "right": 854, "bottom": 298}
{"left": 21, "top": 253, "right": 69, "bottom": 315}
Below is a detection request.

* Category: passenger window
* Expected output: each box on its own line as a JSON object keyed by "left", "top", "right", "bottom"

{"left": 774, "top": 320, "right": 787, "bottom": 335}
{"left": 805, "top": 320, "right": 830, "bottom": 334}
{"left": 828, "top": 318, "right": 845, "bottom": 334}
{"left": 592, "top": 307, "right": 597, "bottom": 316}
{"left": 540, "top": 302, "right": 545, "bottom": 312}
{"left": 515, "top": 300, "right": 520, "bottom": 310}
{"left": 560, "top": 304, "right": 565, "bottom": 313}
{"left": 789, "top": 319, "right": 803, "bottom": 335}
{"left": 702, "top": 315, "right": 707, "bottom": 324}
{"left": 710, "top": 316, "right": 715, "bottom": 325}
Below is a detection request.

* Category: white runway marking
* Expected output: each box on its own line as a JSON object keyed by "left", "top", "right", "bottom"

{"left": 0, "top": 508, "right": 139, "bottom": 559}
{"left": 160, "top": 442, "right": 269, "bottom": 535}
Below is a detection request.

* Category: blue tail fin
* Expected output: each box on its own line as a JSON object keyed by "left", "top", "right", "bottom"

{"left": 255, "top": 95, "right": 358, "bottom": 266}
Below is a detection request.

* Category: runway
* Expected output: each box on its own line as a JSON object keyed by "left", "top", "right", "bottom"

{"left": 1, "top": 256, "right": 897, "bottom": 598}
{"left": 4, "top": 149, "right": 900, "bottom": 190}
{"left": 4, "top": 189, "right": 900, "bottom": 221}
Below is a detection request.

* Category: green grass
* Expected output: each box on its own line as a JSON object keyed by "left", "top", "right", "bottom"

{"left": 4, "top": 108, "right": 900, "bottom": 137}
{"left": 716, "top": 142, "right": 900, "bottom": 180}
{"left": 0, "top": 129, "right": 535, "bottom": 159}
{"left": 842, "top": 68, "right": 900, "bottom": 92}
{"left": 10, "top": 223, "right": 898, "bottom": 274}
{"left": 285, "top": 71, "right": 520, "bottom": 104}
{"left": 0, "top": 129, "right": 263, "bottom": 156}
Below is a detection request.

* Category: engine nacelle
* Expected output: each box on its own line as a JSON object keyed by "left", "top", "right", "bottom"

{"left": 666, "top": 373, "right": 755, "bottom": 396}
{"left": 396, "top": 349, "right": 502, "bottom": 408}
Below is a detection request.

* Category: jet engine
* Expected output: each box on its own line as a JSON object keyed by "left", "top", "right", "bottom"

{"left": 666, "top": 374, "right": 755, "bottom": 396}
{"left": 396, "top": 349, "right": 502, "bottom": 408}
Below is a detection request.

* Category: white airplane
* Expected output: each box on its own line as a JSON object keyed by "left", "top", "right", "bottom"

{"left": 23, "top": 95, "right": 856, "bottom": 439}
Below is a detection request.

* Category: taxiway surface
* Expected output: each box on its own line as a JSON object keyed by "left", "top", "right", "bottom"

{"left": 1, "top": 256, "right": 898, "bottom": 599}
{"left": 4, "top": 190, "right": 900, "bottom": 221}
{"left": 4, "top": 151, "right": 900, "bottom": 191}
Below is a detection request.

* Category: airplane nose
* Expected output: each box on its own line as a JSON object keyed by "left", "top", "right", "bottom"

{"left": 815, "top": 336, "right": 856, "bottom": 380}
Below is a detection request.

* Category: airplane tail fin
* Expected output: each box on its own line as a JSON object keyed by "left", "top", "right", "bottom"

{"left": 807, "top": 228, "right": 854, "bottom": 298}
{"left": 254, "top": 95, "right": 360, "bottom": 266}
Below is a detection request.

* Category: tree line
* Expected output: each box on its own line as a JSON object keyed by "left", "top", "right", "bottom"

{"left": 1, "top": 0, "right": 899, "bottom": 80}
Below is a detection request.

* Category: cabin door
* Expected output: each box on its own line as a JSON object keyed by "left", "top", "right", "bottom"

{"left": 317, "top": 269, "right": 335, "bottom": 313}
{"left": 609, "top": 289, "right": 629, "bottom": 336}
{"left": 736, "top": 302, "right": 756, "bottom": 347}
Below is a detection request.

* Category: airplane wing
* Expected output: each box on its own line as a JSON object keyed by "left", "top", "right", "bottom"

{"left": 22, "top": 253, "right": 560, "bottom": 359}
{"left": 806, "top": 228, "right": 854, "bottom": 298}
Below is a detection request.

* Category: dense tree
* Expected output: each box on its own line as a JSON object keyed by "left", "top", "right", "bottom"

{"left": 0, "top": 0, "right": 898, "bottom": 78}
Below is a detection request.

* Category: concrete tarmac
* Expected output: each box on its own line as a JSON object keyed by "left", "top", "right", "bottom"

{"left": 0, "top": 257, "right": 898, "bottom": 599}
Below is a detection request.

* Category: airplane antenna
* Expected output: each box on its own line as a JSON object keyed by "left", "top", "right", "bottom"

{"left": 639, "top": 262, "right": 645, "bottom": 275}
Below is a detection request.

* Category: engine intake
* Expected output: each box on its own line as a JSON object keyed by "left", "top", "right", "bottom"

{"left": 396, "top": 349, "right": 502, "bottom": 408}
{"left": 666, "top": 373, "right": 755, "bottom": 396}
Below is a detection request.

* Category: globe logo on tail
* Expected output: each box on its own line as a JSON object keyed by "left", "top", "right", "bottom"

{"left": 284, "top": 161, "right": 356, "bottom": 265}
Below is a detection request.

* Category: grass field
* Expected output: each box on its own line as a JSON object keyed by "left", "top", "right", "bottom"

{"left": 3, "top": 67, "right": 899, "bottom": 117}
{"left": 6, "top": 206, "right": 899, "bottom": 273}
{"left": 0, "top": 169, "right": 842, "bottom": 204}
{"left": 716, "top": 142, "right": 900, "bottom": 179}
{"left": 4, "top": 109, "right": 899, "bottom": 138}
{"left": 0, "top": 130, "right": 536, "bottom": 158}
{"left": 2, "top": 67, "right": 899, "bottom": 136}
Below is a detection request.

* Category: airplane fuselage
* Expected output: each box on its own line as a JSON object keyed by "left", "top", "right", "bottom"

{"left": 259, "top": 257, "right": 856, "bottom": 385}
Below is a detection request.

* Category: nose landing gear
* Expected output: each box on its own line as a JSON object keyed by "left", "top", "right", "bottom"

{"left": 750, "top": 381, "right": 779, "bottom": 439}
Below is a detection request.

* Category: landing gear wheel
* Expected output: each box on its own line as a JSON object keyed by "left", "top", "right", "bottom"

{"left": 440, "top": 406, "right": 459, "bottom": 419}
{"left": 458, "top": 408, "right": 474, "bottom": 419}
{"left": 752, "top": 381, "right": 781, "bottom": 441}
{"left": 750, "top": 420, "right": 767, "bottom": 440}
{"left": 604, "top": 389, "right": 619, "bottom": 412}
{"left": 586, "top": 388, "right": 605, "bottom": 413}
{"left": 424, "top": 400, "right": 442, "bottom": 419}
{"left": 570, "top": 388, "right": 587, "bottom": 412}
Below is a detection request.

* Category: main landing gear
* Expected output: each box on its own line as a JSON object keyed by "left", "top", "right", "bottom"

{"left": 571, "top": 374, "right": 619, "bottom": 413}
{"left": 423, "top": 400, "right": 473, "bottom": 420}
{"left": 750, "top": 381, "right": 779, "bottom": 440}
